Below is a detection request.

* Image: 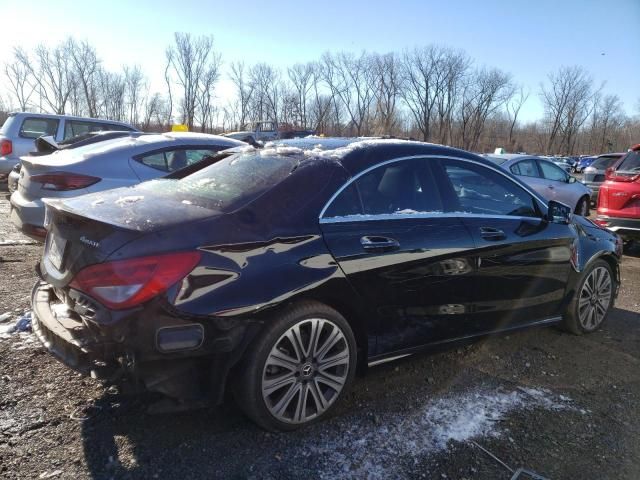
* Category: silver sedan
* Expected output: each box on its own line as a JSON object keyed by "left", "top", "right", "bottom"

{"left": 10, "top": 132, "right": 245, "bottom": 239}
{"left": 486, "top": 154, "right": 592, "bottom": 215}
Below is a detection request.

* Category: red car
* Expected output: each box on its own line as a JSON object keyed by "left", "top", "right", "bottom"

{"left": 595, "top": 144, "right": 640, "bottom": 245}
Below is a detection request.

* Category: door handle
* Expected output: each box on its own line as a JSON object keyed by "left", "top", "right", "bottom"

{"left": 360, "top": 235, "right": 400, "bottom": 252}
{"left": 479, "top": 227, "right": 506, "bottom": 241}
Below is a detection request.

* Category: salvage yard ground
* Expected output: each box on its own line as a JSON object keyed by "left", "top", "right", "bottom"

{"left": 0, "top": 194, "right": 639, "bottom": 480}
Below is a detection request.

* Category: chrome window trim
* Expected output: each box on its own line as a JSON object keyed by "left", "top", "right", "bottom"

{"left": 318, "top": 154, "right": 549, "bottom": 222}
{"left": 320, "top": 212, "right": 545, "bottom": 225}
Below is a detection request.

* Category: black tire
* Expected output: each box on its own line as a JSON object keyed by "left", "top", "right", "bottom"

{"left": 562, "top": 259, "right": 616, "bottom": 335}
{"left": 233, "top": 301, "right": 357, "bottom": 431}
{"left": 575, "top": 196, "right": 590, "bottom": 216}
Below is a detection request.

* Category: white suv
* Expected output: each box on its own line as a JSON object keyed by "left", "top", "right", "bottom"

{"left": 0, "top": 112, "right": 137, "bottom": 186}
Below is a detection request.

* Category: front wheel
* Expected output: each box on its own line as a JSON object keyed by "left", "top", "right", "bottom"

{"left": 562, "top": 259, "right": 615, "bottom": 335}
{"left": 234, "top": 301, "right": 357, "bottom": 431}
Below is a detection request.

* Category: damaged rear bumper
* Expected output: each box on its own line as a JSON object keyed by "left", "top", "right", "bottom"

{"left": 31, "top": 281, "right": 258, "bottom": 404}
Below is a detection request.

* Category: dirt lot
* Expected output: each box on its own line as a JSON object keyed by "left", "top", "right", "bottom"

{"left": 1, "top": 195, "right": 639, "bottom": 480}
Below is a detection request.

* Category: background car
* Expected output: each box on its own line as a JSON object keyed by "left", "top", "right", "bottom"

{"left": 0, "top": 112, "right": 138, "bottom": 186}
{"left": 32, "top": 138, "right": 620, "bottom": 431}
{"left": 595, "top": 144, "right": 640, "bottom": 244}
{"left": 10, "top": 132, "right": 245, "bottom": 239}
{"left": 7, "top": 130, "right": 146, "bottom": 194}
{"left": 582, "top": 153, "right": 625, "bottom": 206}
{"left": 575, "top": 156, "right": 597, "bottom": 173}
{"left": 486, "top": 154, "right": 592, "bottom": 215}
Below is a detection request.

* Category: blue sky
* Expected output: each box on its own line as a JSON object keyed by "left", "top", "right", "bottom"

{"left": 2, "top": 0, "right": 639, "bottom": 122}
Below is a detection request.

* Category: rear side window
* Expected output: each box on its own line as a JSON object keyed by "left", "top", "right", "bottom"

{"left": 438, "top": 160, "right": 539, "bottom": 217}
{"left": 19, "top": 117, "right": 59, "bottom": 139}
{"left": 323, "top": 184, "right": 362, "bottom": 218}
{"left": 510, "top": 160, "right": 539, "bottom": 178}
{"left": 539, "top": 161, "right": 568, "bottom": 182}
{"left": 616, "top": 151, "right": 640, "bottom": 172}
{"left": 591, "top": 156, "right": 621, "bottom": 169}
{"left": 138, "top": 148, "right": 224, "bottom": 173}
{"left": 64, "top": 120, "right": 112, "bottom": 140}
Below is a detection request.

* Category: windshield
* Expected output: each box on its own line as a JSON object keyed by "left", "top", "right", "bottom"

{"left": 137, "top": 151, "right": 298, "bottom": 212}
{"left": 616, "top": 150, "right": 640, "bottom": 172}
{"left": 591, "top": 155, "right": 621, "bottom": 169}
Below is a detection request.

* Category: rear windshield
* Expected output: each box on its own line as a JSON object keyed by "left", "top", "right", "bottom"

{"left": 0, "top": 115, "right": 15, "bottom": 135}
{"left": 591, "top": 155, "right": 621, "bottom": 169}
{"left": 486, "top": 156, "right": 508, "bottom": 165}
{"left": 137, "top": 151, "right": 298, "bottom": 212}
{"left": 616, "top": 151, "right": 640, "bottom": 172}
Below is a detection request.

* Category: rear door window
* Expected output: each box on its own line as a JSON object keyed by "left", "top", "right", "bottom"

{"left": 322, "top": 158, "right": 443, "bottom": 219}
{"left": 539, "top": 161, "right": 568, "bottom": 182}
{"left": 19, "top": 117, "right": 60, "bottom": 139}
{"left": 510, "top": 159, "right": 540, "bottom": 178}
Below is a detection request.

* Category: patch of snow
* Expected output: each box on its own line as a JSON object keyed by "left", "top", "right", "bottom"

{"left": 91, "top": 198, "right": 105, "bottom": 206}
{"left": 181, "top": 200, "right": 193, "bottom": 205}
{"left": 259, "top": 145, "right": 305, "bottom": 156}
{"left": 196, "top": 178, "right": 217, "bottom": 188}
{"left": 114, "top": 195, "right": 144, "bottom": 206}
{"left": 305, "top": 387, "right": 576, "bottom": 479}
{"left": 0, "top": 239, "right": 38, "bottom": 246}
{"left": 0, "top": 312, "right": 32, "bottom": 337}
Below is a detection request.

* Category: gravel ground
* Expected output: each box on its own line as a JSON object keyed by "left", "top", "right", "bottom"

{"left": 0, "top": 195, "right": 639, "bottom": 480}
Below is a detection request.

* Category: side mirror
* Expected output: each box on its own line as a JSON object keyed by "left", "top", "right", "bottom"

{"left": 547, "top": 200, "right": 572, "bottom": 225}
{"left": 568, "top": 176, "right": 576, "bottom": 184}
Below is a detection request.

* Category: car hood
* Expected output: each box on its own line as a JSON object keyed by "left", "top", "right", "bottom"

{"left": 46, "top": 183, "right": 220, "bottom": 233}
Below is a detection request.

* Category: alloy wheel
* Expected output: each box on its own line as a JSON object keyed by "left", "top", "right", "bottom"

{"left": 578, "top": 266, "right": 612, "bottom": 331}
{"left": 261, "top": 318, "right": 350, "bottom": 424}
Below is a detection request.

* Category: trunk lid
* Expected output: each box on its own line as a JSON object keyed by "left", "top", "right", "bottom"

{"left": 41, "top": 185, "right": 221, "bottom": 288}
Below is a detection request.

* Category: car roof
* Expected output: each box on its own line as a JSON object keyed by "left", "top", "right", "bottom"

{"left": 8, "top": 111, "right": 136, "bottom": 128}
{"left": 596, "top": 152, "right": 625, "bottom": 158}
{"left": 262, "top": 137, "right": 491, "bottom": 175}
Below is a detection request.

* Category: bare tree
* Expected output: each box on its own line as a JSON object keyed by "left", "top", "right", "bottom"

{"left": 69, "top": 39, "right": 100, "bottom": 117}
{"left": 26, "top": 39, "right": 78, "bottom": 114}
{"left": 372, "top": 52, "right": 400, "bottom": 135}
{"left": 166, "top": 33, "right": 221, "bottom": 130}
{"left": 3, "top": 48, "right": 36, "bottom": 111}
{"left": 248, "top": 63, "right": 281, "bottom": 124}
{"left": 540, "top": 66, "right": 599, "bottom": 154}
{"left": 123, "top": 65, "right": 146, "bottom": 126}
{"left": 229, "top": 61, "right": 254, "bottom": 130}
{"left": 321, "top": 51, "right": 375, "bottom": 136}
{"left": 287, "top": 63, "right": 314, "bottom": 128}
{"left": 505, "top": 86, "right": 529, "bottom": 147}
{"left": 458, "top": 67, "right": 513, "bottom": 151}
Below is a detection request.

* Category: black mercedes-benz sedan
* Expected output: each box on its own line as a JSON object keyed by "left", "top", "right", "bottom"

{"left": 32, "top": 138, "right": 622, "bottom": 431}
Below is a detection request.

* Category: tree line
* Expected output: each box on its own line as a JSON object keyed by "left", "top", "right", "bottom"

{"left": 2, "top": 33, "right": 638, "bottom": 155}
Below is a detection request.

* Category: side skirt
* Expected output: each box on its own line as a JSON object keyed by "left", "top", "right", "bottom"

{"left": 366, "top": 316, "right": 563, "bottom": 368}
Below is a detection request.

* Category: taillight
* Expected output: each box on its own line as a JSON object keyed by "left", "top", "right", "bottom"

{"left": 69, "top": 251, "right": 201, "bottom": 310}
{"left": 0, "top": 139, "right": 12, "bottom": 156}
{"left": 30, "top": 171, "right": 101, "bottom": 191}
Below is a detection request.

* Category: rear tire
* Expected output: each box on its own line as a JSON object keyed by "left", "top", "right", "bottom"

{"left": 575, "top": 196, "right": 590, "bottom": 216}
{"left": 233, "top": 301, "right": 357, "bottom": 431}
{"left": 562, "top": 259, "right": 615, "bottom": 335}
